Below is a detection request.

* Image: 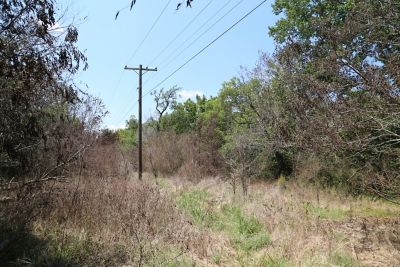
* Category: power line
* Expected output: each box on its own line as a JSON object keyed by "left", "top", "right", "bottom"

{"left": 147, "top": 0, "right": 214, "bottom": 67}
{"left": 114, "top": 3, "right": 131, "bottom": 14}
{"left": 118, "top": 92, "right": 140, "bottom": 125}
{"left": 117, "top": 0, "right": 268, "bottom": 125}
{"left": 126, "top": 0, "right": 173, "bottom": 64}
{"left": 146, "top": 0, "right": 268, "bottom": 97}
{"left": 142, "top": 0, "right": 236, "bottom": 86}
{"left": 108, "top": 0, "right": 171, "bottom": 114}
{"left": 116, "top": 0, "right": 214, "bottom": 123}
{"left": 164, "top": 0, "right": 238, "bottom": 65}
{"left": 157, "top": 0, "right": 244, "bottom": 75}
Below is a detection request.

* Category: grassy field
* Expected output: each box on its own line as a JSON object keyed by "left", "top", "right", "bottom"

{"left": 165, "top": 177, "right": 400, "bottom": 266}
{"left": 2, "top": 174, "right": 400, "bottom": 266}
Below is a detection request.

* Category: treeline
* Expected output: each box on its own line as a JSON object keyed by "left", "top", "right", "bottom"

{"left": 1, "top": 0, "right": 399, "bottom": 205}
{"left": 0, "top": 0, "right": 110, "bottom": 241}
{"left": 0, "top": 0, "right": 399, "bottom": 264}
{"left": 113, "top": 0, "right": 400, "bottom": 199}
{"left": 0, "top": 1, "right": 107, "bottom": 180}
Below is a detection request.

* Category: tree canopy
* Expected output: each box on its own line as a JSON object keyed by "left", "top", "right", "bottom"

{"left": 0, "top": 0, "right": 104, "bottom": 178}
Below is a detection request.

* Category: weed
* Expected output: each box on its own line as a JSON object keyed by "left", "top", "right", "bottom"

{"left": 233, "top": 232, "right": 270, "bottom": 252}
{"left": 145, "top": 246, "right": 195, "bottom": 267}
{"left": 305, "top": 203, "right": 399, "bottom": 220}
{"left": 277, "top": 175, "right": 287, "bottom": 189}
{"left": 155, "top": 177, "right": 168, "bottom": 189}
{"left": 358, "top": 206, "right": 399, "bottom": 218}
{"left": 328, "top": 252, "right": 361, "bottom": 267}
{"left": 1, "top": 226, "right": 127, "bottom": 266}
{"left": 217, "top": 205, "right": 270, "bottom": 252}
{"left": 211, "top": 253, "right": 222, "bottom": 265}
{"left": 177, "top": 189, "right": 270, "bottom": 254}
{"left": 259, "top": 255, "right": 291, "bottom": 267}
{"left": 305, "top": 203, "right": 348, "bottom": 220}
{"left": 0, "top": 178, "right": 207, "bottom": 266}
{"left": 177, "top": 189, "right": 217, "bottom": 227}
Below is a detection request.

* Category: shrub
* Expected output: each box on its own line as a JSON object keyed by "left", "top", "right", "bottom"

{"left": 1, "top": 177, "right": 207, "bottom": 266}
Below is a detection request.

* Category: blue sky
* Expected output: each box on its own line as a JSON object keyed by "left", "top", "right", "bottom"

{"left": 61, "top": 0, "right": 278, "bottom": 129}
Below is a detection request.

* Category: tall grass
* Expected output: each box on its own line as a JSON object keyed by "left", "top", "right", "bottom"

{"left": 1, "top": 177, "right": 208, "bottom": 266}
{"left": 177, "top": 188, "right": 271, "bottom": 256}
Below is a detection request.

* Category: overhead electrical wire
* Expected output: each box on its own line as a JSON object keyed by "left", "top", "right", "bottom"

{"left": 142, "top": 0, "right": 236, "bottom": 86}
{"left": 147, "top": 0, "right": 214, "bottom": 67}
{"left": 116, "top": 0, "right": 268, "bottom": 125}
{"left": 145, "top": 0, "right": 267, "bottom": 97}
{"left": 156, "top": 0, "right": 244, "bottom": 75}
{"left": 126, "top": 0, "right": 173, "bottom": 64}
{"left": 117, "top": 0, "right": 214, "bottom": 122}
{"left": 114, "top": 3, "right": 131, "bottom": 14}
{"left": 108, "top": 0, "right": 172, "bottom": 113}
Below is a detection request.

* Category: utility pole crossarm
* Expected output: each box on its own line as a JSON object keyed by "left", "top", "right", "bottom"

{"left": 124, "top": 65, "right": 157, "bottom": 72}
{"left": 124, "top": 64, "right": 157, "bottom": 181}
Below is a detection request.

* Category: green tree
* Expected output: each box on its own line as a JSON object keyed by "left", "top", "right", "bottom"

{"left": 269, "top": 0, "right": 400, "bottom": 196}
{"left": 117, "top": 116, "right": 138, "bottom": 150}
{"left": 219, "top": 54, "right": 296, "bottom": 179}
{"left": 162, "top": 98, "right": 198, "bottom": 134}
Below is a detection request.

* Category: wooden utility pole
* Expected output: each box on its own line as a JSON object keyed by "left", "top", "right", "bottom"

{"left": 124, "top": 65, "right": 157, "bottom": 180}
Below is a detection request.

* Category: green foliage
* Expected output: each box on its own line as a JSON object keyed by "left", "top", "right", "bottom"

{"left": 160, "top": 94, "right": 227, "bottom": 138}
{"left": 304, "top": 203, "right": 348, "bottom": 220}
{"left": 162, "top": 98, "right": 199, "bottom": 134}
{"left": 222, "top": 205, "right": 262, "bottom": 235}
{"left": 270, "top": 0, "right": 355, "bottom": 44}
{"left": 266, "top": 0, "right": 400, "bottom": 197}
{"left": 146, "top": 0, "right": 400, "bottom": 198}
{"left": 304, "top": 199, "right": 399, "bottom": 220}
{"left": 259, "top": 255, "right": 291, "bottom": 267}
{"left": 116, "top": 116, "right": 138, "bottom": 149}
{"left": 327, "top": 252, "right": 361, "bottom": 267}
{"left": 44, "top": 233, "right": 98, "bottom": 264}
{"left": 219, "top": 59, "right": 297, "bottom": 180}
{"left": 177, "top": 189, "right": 270, "bottom": 253}
{"left": 219, "top": 77, "right": 258, "bottom": 127}
{"left": 211, "top": 253, "right": 222, "bottom": 265}
{"left": 116, "top": 128, "right": 136, "bottom": 149}
{"left": 160, "top": 258, "right": 197, "bottom": 267}
{"left": 358, "top": 206, "right": 399, "bottom": 218}
{"left": 177, "top": 189, "right": 217, "bottom": 227}
{"left": 152, "top": 86, "right": 181, "bottom": 132}
{"left": 218, "top": 205, "right": 270, "bottom": 252}
{"left": 233, "top": 232, "right": 270, "bottom": 252}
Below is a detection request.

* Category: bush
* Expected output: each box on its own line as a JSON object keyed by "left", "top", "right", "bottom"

{"left": 0, "top": 177, "right": 208, "bottom": 266}
{"left": 144, "top": 131, "right": 221, "bottom": 179}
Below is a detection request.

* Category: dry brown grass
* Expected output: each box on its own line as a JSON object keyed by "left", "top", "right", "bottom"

{"left": 2, "top": 172, "right": 399, "bottom": 266}
{"left": 247, "top": 182, "right": 400, "bottom": 266}
{"left": 167, "top": 176, "right": 400, "bottom": 266}
{"left": 81, "top": 141, "right": 135, "bottom": 178}
{"left": 144, "top": 131, "right": 221, "bottom": 179}
{"left": 46, "top": 176, "right": 213, "bottom": 264}
{"left": 1, "top": 175, "right": 215, "bottom": 266}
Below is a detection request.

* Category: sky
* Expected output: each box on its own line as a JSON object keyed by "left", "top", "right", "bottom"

{"left": 59, "top": 0, "right": 279, "bottom": 129}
